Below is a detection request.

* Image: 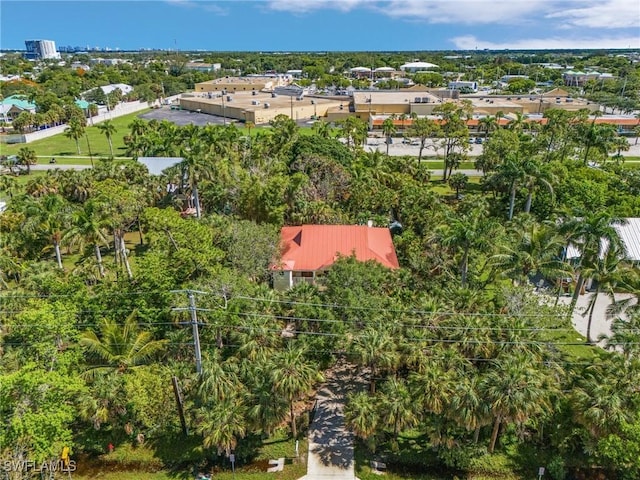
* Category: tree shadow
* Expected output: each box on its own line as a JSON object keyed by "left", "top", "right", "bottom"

{"left": 307, "top": 363, "right": 367, "bottom": 470}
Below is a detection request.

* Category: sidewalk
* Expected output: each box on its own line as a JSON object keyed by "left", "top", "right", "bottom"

{"left": 299, "top": 363, "right": 366, "bottom": 480}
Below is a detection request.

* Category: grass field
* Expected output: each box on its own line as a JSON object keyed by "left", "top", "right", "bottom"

{"left": 0, "top": 110, "right": 150, "bottom": 158}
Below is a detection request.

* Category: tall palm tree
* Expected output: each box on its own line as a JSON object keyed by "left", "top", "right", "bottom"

{"left": 64, "top": 118, "right": 85, "bottom": 155}
{"left": 97, "top": 120, "right": 117, "bottom": 157}
{"left": 560, "top": 212, "right": 627, "bottom": 317}
{"left": 492, "top": 220, "right": 570, "bottom": 286}
{"left": 22, "top": 194, "right": 69, "bottom": 269}
{"left": 381, "top": 117, "right": 396, "bottom": 156}
{"left": 244, "top": 365, "right": 288, "bottom": 437}
{"left": 63, "top": 201, "right": 110, "bottom": 277}
{"left": 438, "top": 202, "right": 497, "bottom": 287}
{"left": 270, "top": 345, "right": 323, "bottom": 438}
{"left": 522, "top": 159, "right": 555, "bottom": 214}
{"left": 580, "top": 245, "right": 631, "bottom": 343}
{"left": 198, "top": 353, "right": 241, "bottom": 403}
{"left": 80, "top": 311, "right": 168, "bottom": 376}
{"left": 481, "top": 353, "right": 553, "bottom": 453}
{"left": 16, "top": 147, "right": 37, "bottom": 175}
{"left": 478, "top": 115, "right": 498, "bottom": 140}
{"left": 179, "top": 140, "right": 214, "bottom": 219}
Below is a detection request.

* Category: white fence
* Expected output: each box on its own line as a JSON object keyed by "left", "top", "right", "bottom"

{"left": 0, "top": 97, "right": 174, "bottom": 145}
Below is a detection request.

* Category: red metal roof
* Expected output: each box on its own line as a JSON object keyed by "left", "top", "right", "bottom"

{"left": 276, "top": 225, "right": 400, "bottom": 271}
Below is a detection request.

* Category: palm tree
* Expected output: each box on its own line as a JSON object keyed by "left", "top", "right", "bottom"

{"left": 244, "top": 365, "right": 288, "bottom": 437}
{"left": 560, "top": 212, "right": 627, "bottom": 317}
{"left": 478, "top": 115, "right": 498, "bottom": 140}
{"left": 16, "top": 147, "right": 37, "bottom": 175}
{"left": 313, "top": 119, "right": 331, "bottom": 138}
{"left": 580, "top": 245, "right": 630, "bottom": 343}
{"left": 80, "top": 311, "right": 168, "bottom": 376}
{"left": 63, "top": 201, "right": 110, "bottom": 277}
{"left": 351, "top": 327, "right": 399, "bottom": 394}
{"left": 0, "top": 175, "right": 18, "bottom": 199}
{"left": 197, "top": 398, "right": 247, "bottom": 456}
{"left": 571, "top": 357, "right": 638, "bottom": 437}
{"left": 381, "top": 117, "right": 396, "bottom": 156}
{"left": 379, "top": 377, "right": 419, "bottom": 437}
{"left": 522, "top": 158, "right": 555, "bottom": 214}
{"left": 198, "top": 353, "right": 241, "bottom": 403}
{"left": 438, "top": 202, "right": 497, "bottom": 287}
{"left": 481, "top": 353, "right": 553, "bottom": 453}
{"left": 97, "top": 120, "right": 117, "bottom": 157}
{"left": 344, "top": 391, "right": 379, "bottom": 443}
{"left": 22, "top": 194, "right": 69, "bottom": 269}
{"left": 178, "top": 145, "right": 208, "bottom": 219}
{"left": 448, "top": 172, "right": 468, "bottom": 199}
{"left": 270, "top": 345, "right": 323, "bottom": 438}
{"left": 492, "top": 220, "right": 571, "bottom": 286}
{"left": 64, "top": 118, "right": 85, "bottom": 155}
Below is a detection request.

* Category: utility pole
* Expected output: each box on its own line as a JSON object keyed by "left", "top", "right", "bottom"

{"left": 172, "top": 289, "right": 205, "bottom": 374}
{"left": 189, "top": 291, "right": 203, "bottom": 375}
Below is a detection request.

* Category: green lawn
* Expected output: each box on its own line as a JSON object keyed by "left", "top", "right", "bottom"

{"left": 0, "top": 110, "right": 149, "bottom": 159}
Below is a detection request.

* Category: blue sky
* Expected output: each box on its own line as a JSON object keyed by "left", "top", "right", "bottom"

{"left": 2, "top": 0, "right": 639, "bottom": 51}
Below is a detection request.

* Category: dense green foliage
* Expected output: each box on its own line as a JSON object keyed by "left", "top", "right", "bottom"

{"left": 1, "top": 90, "right": 640, "bottom": 480}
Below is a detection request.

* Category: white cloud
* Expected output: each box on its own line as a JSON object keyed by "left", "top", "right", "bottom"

{"left": 546, "top": 0, "right": 640, "bottom": 29}
{"left": 379, "top": 0, "right": 549, "bottom": 25}
{"left": 265, "top": 0, "right": 640, "bottom": 30}
{"left": 165, "top": 0, "right": 227, "bottom": 14}
{"left": 266, "top": 0, "right": 368, "bottom": 14}
{"left": 451, "top": 34, "right": 640, "bottom": 50}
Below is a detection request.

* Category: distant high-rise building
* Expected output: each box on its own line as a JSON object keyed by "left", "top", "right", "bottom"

{"left": 24, "top": 40, "right": 61, "bottom": 60}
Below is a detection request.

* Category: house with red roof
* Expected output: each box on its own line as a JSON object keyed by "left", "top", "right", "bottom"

{"left": 272, "top": 224, "right": 399, "bottom": 290}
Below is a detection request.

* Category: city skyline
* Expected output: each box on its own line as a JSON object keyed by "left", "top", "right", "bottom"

{"left": 1, "top": 0, "right": 639, "bottom": 52}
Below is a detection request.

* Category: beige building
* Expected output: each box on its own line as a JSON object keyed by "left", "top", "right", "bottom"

{"left": 194, "top": 76, "right": 289, "bottom": 93}
{"left": 179, "top": 91, "right": 344, "bottom": 125}
{"left": 351, "top": 91, "right": 444, "bottom": 121}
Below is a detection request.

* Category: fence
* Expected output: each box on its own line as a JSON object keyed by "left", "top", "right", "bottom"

{"left": 0, "top": 97, "right": 179, "bottom": 145}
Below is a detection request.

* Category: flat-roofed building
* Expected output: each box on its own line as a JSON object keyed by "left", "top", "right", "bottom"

{"left": 185, "top": 62, "right": 221, "bottom": 72}
{"left": 179, "top": 91, "right": 343, "bottom": 125}
{"left": 352, "top": 91, "right": 442, "bottom": 120}
{"left": 448, "top": 81, "right": 478, "bottom": 92}
{"left": 399, "top": 61, "right": 439, "bottom": 72}
{"left": 194, "top": 76, "right": 290, "bottom": 93}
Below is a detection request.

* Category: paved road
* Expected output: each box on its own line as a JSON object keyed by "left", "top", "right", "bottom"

{"left": 555, "top": 291, "right": 636, "bottom": 346}
{"left": 299, "top": 363, "right": 366, "bottom": 480}
{"left": 30, "top": 164, "right": 92, "bottom": 171}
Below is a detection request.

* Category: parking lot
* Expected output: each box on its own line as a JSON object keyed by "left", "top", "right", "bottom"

{"left": 139, "top": 107, "right": 238, "bottom": 127}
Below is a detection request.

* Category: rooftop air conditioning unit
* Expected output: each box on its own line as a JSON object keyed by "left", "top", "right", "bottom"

{"left": 227, "top": 96, "right": 232, "bottom": 102}
{"left": 264, "top": 102, "right": 270, "bottom": 108}
{"left": 251, "top": 100, "right": 260, "bottom": 105}
{"left": 414, "top": 97, "right": 422, "bottom": 103}
{"left": 252, "top": 90, "right": 257, "bottom": 96}
{"left": 422, "top": 97, "right": 429, "bottom": 103}
{"left": 271, "top": 92, "right": 277, "bottom": 98}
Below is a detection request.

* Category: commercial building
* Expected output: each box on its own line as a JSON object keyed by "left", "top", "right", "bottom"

{"left": 24, "top": 40, "right": 60, "bottom": 60}
{"left": 563, "top": 71, "right": 615, "bottom": 87}
{"left": 448, "top": 81, "right": 479, "bottom": 92}
{"left": 399, "top": 61, "right": 439, "bottom": 73}
{"left": 179, "top": 91, "right": 343, "bottom": 125}
{"left": 349, "top": 91, "right": 443, "bottom": 121}
{"left": 185, "top": 62, "right": 221, "bottom": 72}
{"left": 194, "top": 76, "right": 290, "bottom": 93}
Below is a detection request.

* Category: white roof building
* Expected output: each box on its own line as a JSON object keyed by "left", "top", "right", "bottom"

{"left": 565, "top": 218, "right": 640, "bottom": 262}
{"left": 100, "top": 83, "right": 133, "bottom": 96}
{"left": 399, "top": 62, "right": 439, "bottom": 72}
